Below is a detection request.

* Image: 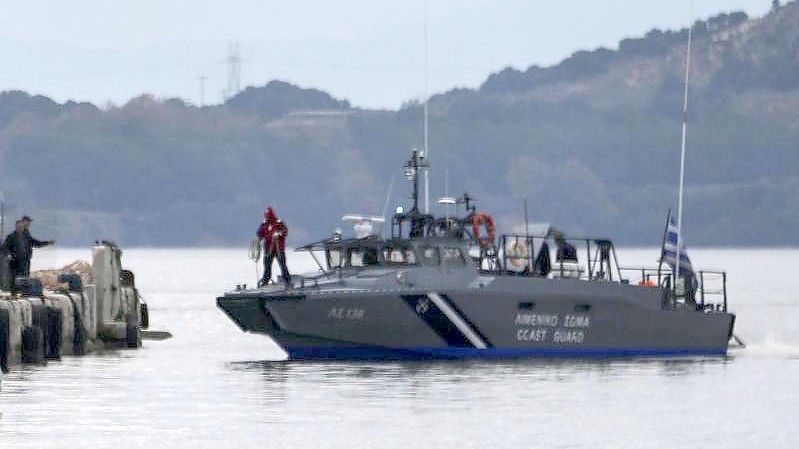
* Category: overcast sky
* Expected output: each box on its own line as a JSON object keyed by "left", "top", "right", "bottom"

{"left": 0, "top": 0, "right": 772, "bottom": 109}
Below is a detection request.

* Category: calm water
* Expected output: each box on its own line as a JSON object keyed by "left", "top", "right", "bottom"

{"left": 1, "top": 247, "right": 797, "bottom": 448}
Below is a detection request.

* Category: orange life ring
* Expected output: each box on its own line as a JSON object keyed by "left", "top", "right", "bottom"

{"left": 472, "top": 212, "right": 496, "bottom": 247}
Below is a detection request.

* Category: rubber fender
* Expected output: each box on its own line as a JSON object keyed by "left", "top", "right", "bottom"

{"left": 0, "top": 308, "right": 9, "bottom": 373}
{"left": 63, "top": 292, "right": 85, "bottom": 356}
{"left": 72, "top": 301, "right": 84, "bottom": 356}
{"left": 22, "top": 326, "right": 45, "bottom": 364}
{"left": 120, "top": 270, "right": 135, "bottom": 287}
{"left": 30, "top": 304, "right": 52, "bottom": 358}
{"left": 45, "top": 307, "right": 63, "bottom": 360}
{"left": 125, "top": 319, "right": 140, "bottom": 348}
{"left": 140, "top": 303, "right": 149, "bottom": 329}
{"left": 0, "top": 249, "right": 11, "bottom": 291}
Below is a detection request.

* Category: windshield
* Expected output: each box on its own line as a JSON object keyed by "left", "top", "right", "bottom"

{"left": 349, "top": 248, "right": 379, "bottom": 267}
{"left": 326, "top": 248, "right": 343, "bottom": 269}
{"left": 441, "top": 247, "right": 466, "bottom": 266}
{"left": 420, "top": 246, "right": 440, "bottom": 266}
{"left": 383, "top": 246, "right": 417, "bottom": 265}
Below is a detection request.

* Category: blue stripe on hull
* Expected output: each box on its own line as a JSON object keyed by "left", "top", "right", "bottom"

{"left": 284, "top": 346, "right": 727, "bottom": 360}
{"left": 285, "top": 346, "right": 440, "bottom": 360}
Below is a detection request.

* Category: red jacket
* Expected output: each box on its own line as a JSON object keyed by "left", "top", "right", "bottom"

{"left": 257, "top": 219, "right": 288, "bottom": 252}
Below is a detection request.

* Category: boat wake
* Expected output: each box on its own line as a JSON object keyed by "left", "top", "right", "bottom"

{"left": 741, "top": 333, "right": 799, "bottom": 359}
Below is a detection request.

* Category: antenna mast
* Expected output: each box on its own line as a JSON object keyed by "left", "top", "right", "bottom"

{"left": 524, "top": 195, "right": 530, "bottom": 240}
{"left": 675, "top": 0, "right": 694, "bottom": 280}
{"left": 405, "top": 149, "right": 428, "bottom": 214}
{"left": 423, "top": 0, "right": 430, "bottom": 214}
{"left": 224, "top": 42, "right": 242, "bottom": 101}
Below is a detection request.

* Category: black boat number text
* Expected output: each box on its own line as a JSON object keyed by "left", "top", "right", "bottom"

{"left": 328, "top": 307, "right": 366, "bottom": 320}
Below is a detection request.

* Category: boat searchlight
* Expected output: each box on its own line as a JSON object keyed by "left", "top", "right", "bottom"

{"left": 342, "top": 214, "right": 386, "bottom": 238}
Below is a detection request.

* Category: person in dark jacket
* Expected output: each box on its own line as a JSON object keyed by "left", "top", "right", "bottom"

{"left": 534, "top": 241, "right": 551, "bottom": 276}
{"left": 257, "top": 207, "right": 290, "bottom": 287}
{"left": 555, "top": 233, "right": 578, "bottom": 263}
{"left": 1, "top": 216, "right": 54, "bottom": 277}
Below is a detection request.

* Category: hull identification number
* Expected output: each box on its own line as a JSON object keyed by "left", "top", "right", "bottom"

{"left": 328, "top": 307, "right": 365, "bottom": 320}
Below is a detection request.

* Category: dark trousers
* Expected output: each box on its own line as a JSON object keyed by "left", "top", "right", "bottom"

{"left": 262, "top": 250, "right": 290, "bottom": 284}
{"left": 10, "top": 257, "right": 30, "bottom": 277}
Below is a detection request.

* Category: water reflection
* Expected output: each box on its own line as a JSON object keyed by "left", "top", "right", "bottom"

{"left": 229, "top": 355, "right": 732, "bottom": 392}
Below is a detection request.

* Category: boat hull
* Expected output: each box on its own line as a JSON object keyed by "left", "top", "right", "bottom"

{"left": 217, "top": 276, "right": 735, "bottom": 361}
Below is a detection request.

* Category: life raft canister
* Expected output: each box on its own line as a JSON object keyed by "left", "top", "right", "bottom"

{"left": 471, "top": 212, "right": 496, "bottom": 247}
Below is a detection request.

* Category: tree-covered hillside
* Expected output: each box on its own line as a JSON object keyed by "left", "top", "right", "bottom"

{"left": 1, "top": 2, "right": 798, "bottom": 246}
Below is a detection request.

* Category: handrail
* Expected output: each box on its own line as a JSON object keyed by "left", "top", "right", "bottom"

{"left": 291, "top": 232, "right": 731, "bottom": 313}
{"left": 498, "top": 234, "right": 620, "bottom": 281}
{"left": 618, "top": 266, "right": 728, "bottom": 312}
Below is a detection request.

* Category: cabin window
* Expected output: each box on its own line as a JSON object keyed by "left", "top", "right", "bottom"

{"left": 382, "top": 246, "right": 417, "bottom": 265}
{"left": 326, "top": 249, "right": 342, "bottom": 269}
{"left": 420, "top": 246, "right": 440, "bottom": 266}
{"left": 441, "top": 247, "right": 466, "bottom": 266}
{"left": 349, "top": 248, "right": 379, "bottom": 267}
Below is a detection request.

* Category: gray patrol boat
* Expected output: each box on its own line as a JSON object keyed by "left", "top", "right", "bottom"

{"left": 218, "top": 150, "right": 735, "bottom": 360}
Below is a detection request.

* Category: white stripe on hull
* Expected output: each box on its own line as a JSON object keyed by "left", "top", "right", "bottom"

{"left": 426, "top": 292, "right": 487, "bottom": 349}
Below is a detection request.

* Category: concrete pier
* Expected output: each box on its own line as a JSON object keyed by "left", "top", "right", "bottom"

{"left": 0, "top": 242, "right": 145, "bottom": 372}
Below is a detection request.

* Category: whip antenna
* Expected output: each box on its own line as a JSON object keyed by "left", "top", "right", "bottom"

{"left": 675, "top": 0, "right": 694, "bottom": 280}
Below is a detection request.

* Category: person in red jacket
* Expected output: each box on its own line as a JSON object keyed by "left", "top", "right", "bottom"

{"left": 257, "top": 207, "right": 290, "bottom": 286}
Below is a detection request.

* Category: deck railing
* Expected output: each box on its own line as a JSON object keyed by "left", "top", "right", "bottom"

{"left": 494, "top": 234, "right": 729, "bottom": 312}
{"left": 618, "top": 267, "right": 728, "bottom": 312}
{"left": 496, "top": 234, "right": 621, "bottom": 281}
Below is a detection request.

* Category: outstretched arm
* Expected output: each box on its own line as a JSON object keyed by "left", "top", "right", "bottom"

{"left": 29, "top": 235, "right": 54, "bottom": 247}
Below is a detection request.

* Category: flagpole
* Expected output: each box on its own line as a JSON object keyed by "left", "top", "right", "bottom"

{"left": 658, "top": 209, "right": 672, "bottom": 272}
{"left": 675, "top": 0, "right": 694, "bottom": 281}
{"left": 423, "top": 0, "right": 430, "bottom": 215}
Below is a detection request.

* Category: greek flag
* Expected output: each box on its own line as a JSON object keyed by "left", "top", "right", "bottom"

{"left": 661, "top": 215, "right": 694, "bottom": 277}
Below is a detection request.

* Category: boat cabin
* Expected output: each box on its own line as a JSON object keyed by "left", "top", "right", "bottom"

{"left": 297, "top": 236, "right": 471, "bottom": 271}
